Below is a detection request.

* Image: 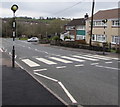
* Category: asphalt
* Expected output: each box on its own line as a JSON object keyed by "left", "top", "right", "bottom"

{"left": 47, "top": 45, "right": 119, "bottom": 58}
{"left": 2, "top": 52, "right": 67, "bottom": 107}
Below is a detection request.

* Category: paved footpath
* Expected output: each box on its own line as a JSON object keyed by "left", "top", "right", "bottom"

{"left": 1, "top": 52, "right": 67, "bottom": 107}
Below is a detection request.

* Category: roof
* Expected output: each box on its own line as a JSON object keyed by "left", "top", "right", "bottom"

{"left": 66, "top": 18, "right": 85, "bottom": 26}
{"left": 89, "top": 8, "right": 120, "bottom": 20}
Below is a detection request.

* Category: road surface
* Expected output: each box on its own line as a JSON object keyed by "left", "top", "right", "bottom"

{"left": 1, "top": 38, "right": 119, "bottom": 106}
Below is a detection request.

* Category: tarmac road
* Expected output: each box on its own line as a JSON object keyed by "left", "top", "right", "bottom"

{"left": 1, "top": 38, "right": 119, "bottom": 106}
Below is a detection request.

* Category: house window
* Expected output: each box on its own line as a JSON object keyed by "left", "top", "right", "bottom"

{"left": 92, "top": 34, "right": 106, "bottom": 42}
{"left": 76, "top": 35, "right": 85, "bottom": 40}
{"left": 96, "top": 35, "right": 106, "bottom": 42}
{"left": 112, "top": 20, "right": 120, "bottom": 26}
{"left": 112, "top": 36, "right": 120, "bottom": 44}
{"left": 92, "top": 21, "right": 106, "bottom": 26}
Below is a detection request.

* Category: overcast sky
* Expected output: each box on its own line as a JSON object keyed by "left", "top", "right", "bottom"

{"left": 0, "top": 0, "right": 119, "bottom": 19}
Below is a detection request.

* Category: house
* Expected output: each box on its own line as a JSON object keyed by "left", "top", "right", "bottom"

{"left": 60, "top": 14, "right": 88, "bottom": 41}
{"left": 86, "top": 8, "right": 120, "bottom": 47}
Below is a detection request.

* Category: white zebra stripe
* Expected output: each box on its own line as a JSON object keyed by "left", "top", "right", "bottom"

{"left": 22, "top": 59, "right": 40, "bottom": 67}
{"left": 36, "top": 58, "right": 57, "bottom": 65}
{"left": 49, "top": 57, "right": 72, "bottom": 63}
{"left": 72, "top": 55, "right": 98, "bottom": 61}
{"left": 61, "top": 56, "right": 85, "bottom": 62}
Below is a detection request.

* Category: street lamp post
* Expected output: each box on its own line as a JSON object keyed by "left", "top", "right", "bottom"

{"left": 11, "top": 4, "right": 18, "bottom": 68}
{"left": 102, "top": 19, "right": 107, "bottom": 55}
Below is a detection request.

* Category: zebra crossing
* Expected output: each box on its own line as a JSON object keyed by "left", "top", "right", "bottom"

{"left": 21, "top": 54, "right": 118, "bottom": 68}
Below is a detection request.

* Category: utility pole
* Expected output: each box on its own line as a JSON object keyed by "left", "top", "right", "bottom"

{"left": 89, "top": 0, "right": 95, "bottom": 47}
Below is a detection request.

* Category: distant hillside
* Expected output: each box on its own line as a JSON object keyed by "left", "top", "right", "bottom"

{"left": 2, "top": 17, "right": 70, "bottom": 38}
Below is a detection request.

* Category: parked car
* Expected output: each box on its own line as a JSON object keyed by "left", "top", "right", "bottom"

{"left": 27, "top": 37, "right": 39, "bottom": 42}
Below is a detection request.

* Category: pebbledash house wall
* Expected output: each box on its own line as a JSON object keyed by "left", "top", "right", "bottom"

{"left": 85, "top": 18, "right": 119, "bottom": 47}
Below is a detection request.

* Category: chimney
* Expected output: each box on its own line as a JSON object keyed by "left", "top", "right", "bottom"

{"left": 84, "top": 13, "right": 89, "bottom": 20}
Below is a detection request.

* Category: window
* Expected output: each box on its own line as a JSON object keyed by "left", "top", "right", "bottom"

{"left": 96, "top": 35, "right": 106, "bottom": 42}
{"left": 76, "top": 35, "right": 85, "bottom": 40}
{"left": 92, "top": 21, "right": 107, "bottom": 26}
{"left": 112, "top": 20, "right": 120, "bottom": 26}
{"left": 92, "top": 34, "right": 106, "bottom": 42}
{"left": 112, "top": 36, "right": 120, "bottom": 44}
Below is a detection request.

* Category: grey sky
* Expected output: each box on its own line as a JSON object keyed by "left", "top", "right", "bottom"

{"left": 0, "top": 0, "right": 119, "bottom": 19}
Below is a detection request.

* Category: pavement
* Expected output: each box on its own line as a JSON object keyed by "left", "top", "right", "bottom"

{"left": 1, "top": 52, "right": 67, "bottom": 107}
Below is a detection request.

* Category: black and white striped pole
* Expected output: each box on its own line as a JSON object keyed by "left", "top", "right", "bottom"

{"left": 11, "top": 4, "right": 18, "bottom": 68}
{"left": 102, "top": 19, "right": 107, "bottom": 55}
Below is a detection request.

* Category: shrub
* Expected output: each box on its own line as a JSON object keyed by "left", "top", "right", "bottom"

{"left": 52, "top": 36, "right": 60, "bottom": 41}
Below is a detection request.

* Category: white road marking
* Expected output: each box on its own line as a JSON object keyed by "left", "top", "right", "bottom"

{"left": 0, "top": 48, "right": 3, "bottom": 52}
{"left": 15, "top": 55, "right": 17, "bottom": 59}
{"left": 34, "top": 72, "right": 58, "bottom": 82}
{"left": 91, "top": 63, "right": 99, "bottom": 65}
{"left": 33, "top": 68, "right": 47, "bottom": 72}
{"left": 73, "top": 55, "right": 98, "bottom": 61}
{"left": 95, "top": 65, "right": 119, "bottom": 70}
{"left": 34, "top": 72, "right": 77, "bottom": 104}
{"left": 93, "top": 55, "right": 118, "bottom": 60}
{"left": 56, "top": 66, "right": 66, "bottom": 69}
{"left": 22, "top": 59, "right": 40, "bottom": 67}
{"left": 36, "top": 58, "right": 57, "bottom": 65}
{"left": 45, "top": 52, "right": 48, "bottom": 54}
{"left": 5, "top": 49, "right": 7, "bottom": 52}
{"left": 58, "top": 81, "right": 77, "bottom": 104}
{"left": 112, "top": 58, "right": 119, "bottom": 60}
{"left": 8, "top": 52, "right": 12, "bottom": 55}
{"left": 28, "top": 47, "right": 31, "bottom": 49}
{"left": 61, "top": 56, "right": 85, "bottom": 62}
{"left": 80, "top": 54, "right": 110, "bottom": 60}
{"left": 49, "top": 57, "right": 73, "bottom": 63}
{"left": 75, "top": 64, "right": 84, "bottom": 67}
{"left": 105, "top": 62, "right": 113, "bottom": 64}
{"left": 35, "top": 49, "right": 38, "bottom": 51}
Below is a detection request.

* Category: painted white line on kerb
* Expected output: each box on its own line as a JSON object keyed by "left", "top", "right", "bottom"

{"left": 58, "top": 81, "right": 77, "bottom": 104}
{"left": 36, "top": 58, "right": 57, "bottom": 65}
{"left": 73, "top": 55, "right": 98, "bottom": 61}
{"left": 56, "top": 66, "right": 66, "bottom": 69}
{"left": 105, "top": 62, "right": 113, "bottom": 64}
{"left": 34, "top": 72, "right": 58, "bottom": 82}
{"left": 75, "top": 64, "right": 84, "bottom": 67}
{"left": 91, "top": 63, "right": 99, "bottom": 65}
{"left": 22, "top": 59, "right": 40, "bottom": 67}
{"left": 49, "top": 57, "right": 73, "bottom": 63}
{"left": 33, "top": 69, "right": 47, "bottom": 72}
{"left": 96, "top": 65, "right": 119, "bottom": 70}
{"left": 0, "top": 48, "right": 3, "bottom": 52}
{"left": 61, "top": 56, "right": 85, "bottom": 62}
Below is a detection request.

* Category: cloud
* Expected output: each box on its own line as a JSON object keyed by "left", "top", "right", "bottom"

{"left": 0, "top": 1, "right": 119, "bottom": 18}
